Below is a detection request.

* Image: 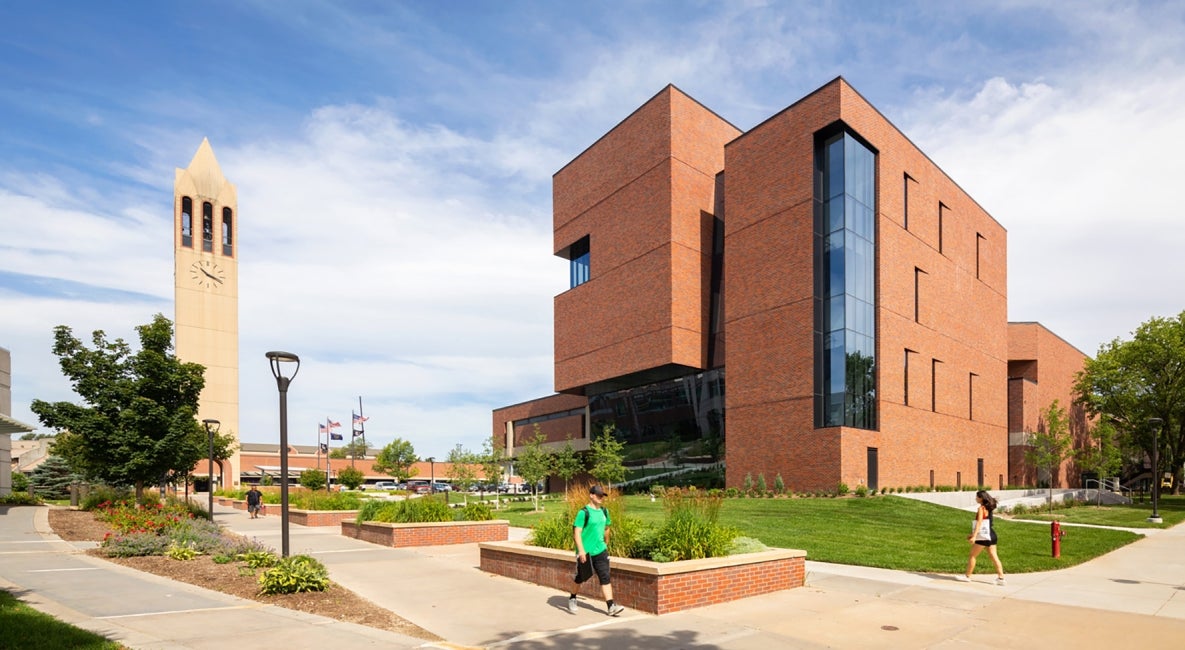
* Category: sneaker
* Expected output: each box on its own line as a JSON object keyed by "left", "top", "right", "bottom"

{"left": 955, "top": 574, "right": 971, "bottom": 582}
{"left": 608, "top": 603, "right": 625, "bottom": 617}
{"left": 995, "top": 577, "right": 1006, "bottom": 586}
{"left": 567, "top": 597, "right": 578, "bottom": 614}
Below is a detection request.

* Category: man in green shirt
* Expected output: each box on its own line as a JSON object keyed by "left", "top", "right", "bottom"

{"left": 569, "top": 485, "right": 624, "bottom": 616}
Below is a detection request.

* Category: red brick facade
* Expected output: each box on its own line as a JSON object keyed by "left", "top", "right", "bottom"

{"left": 479, "top": 541, "right": 805, "bottom": 615}
{"left": 493, "top": 77, "right": 1084, "bottom": 494}
{"left": 1007, "top": 322, "right": 1090, "bottom": 487}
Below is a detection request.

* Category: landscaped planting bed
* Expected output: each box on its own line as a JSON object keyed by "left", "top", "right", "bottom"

{"left": 342, "top": 519, "right": 509, "bottom": 547}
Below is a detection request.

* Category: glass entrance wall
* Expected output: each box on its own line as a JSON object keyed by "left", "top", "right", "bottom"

{"left": 588, "top": 368, "right": 725, "bottom": 456}
{"left": 814, "top": 130, "right": 877, "bottom": 429}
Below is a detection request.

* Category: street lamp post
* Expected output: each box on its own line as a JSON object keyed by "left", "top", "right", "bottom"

{"left": 1148, "top": 417, "right": 1163, "bottom": 524}
{"left": 427, "top": 457, "right": 435, "bottom": 493}
{"left": 202, "top": 419, "right": 220, "bottom": 521}
{"left": 267, "top": 351, "right": 301, "bottom": 557}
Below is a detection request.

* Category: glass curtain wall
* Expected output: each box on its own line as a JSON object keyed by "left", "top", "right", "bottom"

{"left": 814, "top": 130, "right": 877, "bottom": 429}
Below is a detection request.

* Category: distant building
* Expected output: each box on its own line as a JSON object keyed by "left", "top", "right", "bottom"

{"left": 493, "top": 77, "right": 1088, "bottom": 492}
{"left": 1, "top": 347, "right": 37, "bottom": 496}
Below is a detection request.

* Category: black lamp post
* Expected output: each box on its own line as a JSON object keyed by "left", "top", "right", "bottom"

{"left": 202, "top": 419, "right": 220, "bottom": 521}
{"left": 267, "top": 351, "right": 301, "bottom": 557}
{"left": 1148, "top": 417, "right": 1163, "bottom": 524}
{"left": 427, "top": 457, "right": 435, "bottom": 493}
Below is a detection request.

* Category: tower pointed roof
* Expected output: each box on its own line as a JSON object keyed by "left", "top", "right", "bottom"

{"left": 182, "top": 138, "right": 229, "bottom": 197}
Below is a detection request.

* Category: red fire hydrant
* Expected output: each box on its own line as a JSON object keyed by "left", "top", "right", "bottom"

{"left": 1051, "top": 521, "right": 1066, "bottom": 558}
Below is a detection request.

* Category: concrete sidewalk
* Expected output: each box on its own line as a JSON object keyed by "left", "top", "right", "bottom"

{"left": 4, "top": 501, "right": 1185, "bottom": 648}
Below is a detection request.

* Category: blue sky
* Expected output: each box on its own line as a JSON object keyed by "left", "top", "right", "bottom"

{"left": 2, "top": 1, "right": 1183, "bottom": 459}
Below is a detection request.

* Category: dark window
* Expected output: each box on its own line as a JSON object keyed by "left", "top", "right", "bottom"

{"left": 202, "top": 202, "right": 214, "bottom": 252}
{"left": 181, "top": 197, "right": 193, "bottom": 248}
{"left": 976, "top": 233, "right": 985, "bottom": 279}
{"left": 914, "top": 267, "right": 926, "bottom": 323}
{"left": 814, "top": 128, "right": 876, "bottom": 429}
{"left": 568, "top": 235, "right": 590, "bottom": 288}
{"left": 221, "top": 207, "right": 233, "bottom": 256}
{"left": 938, "top": 202, "right": 948, "bottom": 254}
{"left": 931, "top": 358, "right": 941, "bottom": 412}
{"left": 969, "top": 372, "right": 978, "bottom": 420}
{"left": 904, "top": 349, "right": 914, "bottom": 407}
{"left": 903, "top": 173, "right": 915, "bottom": 230}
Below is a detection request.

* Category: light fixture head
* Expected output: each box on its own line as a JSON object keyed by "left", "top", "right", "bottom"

{"left": 202, "top": 418, "right": 221, "bottom": 432}
{"left": 266, "top": 351, "right": 301, "bottom": 381}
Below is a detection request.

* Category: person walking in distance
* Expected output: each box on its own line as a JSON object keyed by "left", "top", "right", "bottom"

{"left": 246, "top": 485, "right": 263, "bottom": 519}
{"left": 958, "top": 490, "right": 1005, "bottom": 585}
{"left": 568, "top": 485, "right": 625, "bottom": 616}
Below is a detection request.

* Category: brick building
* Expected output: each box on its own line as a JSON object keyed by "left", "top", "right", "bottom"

{"left": 493, "top": 77, "right": 1085, "bottom": 492}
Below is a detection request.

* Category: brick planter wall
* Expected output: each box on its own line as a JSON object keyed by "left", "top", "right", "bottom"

{"left": 479, "top": 541, "right": 806, "bottom": 615}
{"left": 226, "top": 500, "right": 354, "bottom": 525}
{"left": 342, "top": 519, "right": 509, "bottom": 547}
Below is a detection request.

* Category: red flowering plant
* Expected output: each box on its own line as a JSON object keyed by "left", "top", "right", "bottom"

{"left": 97, "top": 500, "right": 192, "bottom": 536}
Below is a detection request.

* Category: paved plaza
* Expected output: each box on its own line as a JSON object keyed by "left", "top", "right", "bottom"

{"left": 2, "top": 502, "right": 1184, "bottom": 649}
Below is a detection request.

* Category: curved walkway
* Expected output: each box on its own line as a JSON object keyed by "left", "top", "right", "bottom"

{"left": 3, "top": 502, "right": 1184, "bottom": 648}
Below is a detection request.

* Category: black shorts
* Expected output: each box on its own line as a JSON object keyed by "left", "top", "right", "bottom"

{"left": 975, "top": 532, "right": 998, "bottom": 547}
{"left": 575, "top": 550, "right": 611, "bottom": 585}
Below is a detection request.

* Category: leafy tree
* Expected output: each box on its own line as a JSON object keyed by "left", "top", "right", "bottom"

{"left": 446, "top": 444, "right": 479, "bottom": 504}
{"left": 665, "top": 430, "right": 683, "bottom": 468}
{"left": 551, "top": 436, "right": 584, "bottom": 492}
{"left": 1075, "top": 311, "right": 1185, "bottom": 494}
{"left": 514, "top": 426, "right": 552, "bottom": 512}
{"left": 479, "top": 438, "right": 507, "bottom": 509}
{"left": 588, "top": 424, "right": 626, "bottom": 488}
{"left": 330, "top": 438, "right": 369, "bottom": 460}
{"left": 1076, "top": 419, "right": 1124, "bottom": 505}
{"left": 373, "top": 438, "right": 418, "bottom": 482}
{"left": 31, "top": 315, "right": 207, "bottom": 500}
{"left": 19, "top": 433, "right": 54, "bottom": 440}
{"left": 300, "top": 467, "right": 328, "bottom": 491}
{"left": 336, "top": 466, "right": 365, "bottom": 490}
{"left": 1025, "top": 400, "right": 1073, "bottom": 512}
{"left": 28, "top": 455, "right": 80, "bottom": 499}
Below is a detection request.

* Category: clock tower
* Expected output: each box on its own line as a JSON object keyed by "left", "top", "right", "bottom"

{"left": 174, "top": 139, "right": 240, "bottom": 490}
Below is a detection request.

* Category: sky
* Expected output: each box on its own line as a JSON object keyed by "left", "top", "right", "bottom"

{"left": 2, "top": 1, "right": 1183, "bottom": 460}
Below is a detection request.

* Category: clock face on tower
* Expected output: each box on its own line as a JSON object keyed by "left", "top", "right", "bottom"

{"left": 190, "top": 259, "right": 225, "bottom": 289}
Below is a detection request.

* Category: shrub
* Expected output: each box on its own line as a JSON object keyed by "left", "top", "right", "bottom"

{"left": 166, "top": 542, "right": 200, "bottom": 561}
{"left": 774, "top": 474, "right": 785, "bottom": 495}
{"left": 725, "top": 487, "right": 740, "bottom": 498}
{"left": 357, "top": 496, "right": 452, "bottom": 524}
{"left": 529, "top": 514, "right": 575, "bottom": 551}
{"left": 259, "top": 474, "right": 274, "bottom": 486}
{"left": 730, "top": 536, "right": 771, "bottom": 555}
{"left": 11, "top": 472, "right": 30, "bottom": 493}
{"left": 743, "top": 473, "right": 753, "bottom": 494}
{"left": 0, "top": 492, "right": 41, "bottom": 505}
{"left": 258, "top": 555, "right": 330, "bottom": 595}
{"left": 239, "top": 549, "right": 279, "bottom": 568}
{"left": 289, "top": 491, "right": 362, "bottom": 511}
{"left": 102, "top": 532, "right": 171, "bottom": 557}
{"left": 648, "top": 509, "right": 738, "bottom": 561}
{"left": 461, "top": 502, "right": 493, "bottom": 522}
{"left": 854, "top": 485, "right": 868, "bottom": 497}
{"left": 756, "top": 474, "right": 767, "bottom": 493}
{"left": 81, "top": 485, "right": 135, "bottom": 511}
{"left": 836, "top": 483, "right": 849, "bottom": 496}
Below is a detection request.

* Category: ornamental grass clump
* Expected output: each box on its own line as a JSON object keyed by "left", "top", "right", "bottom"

{"left": 528, "top": 483, "right": 645, "bottom": 559}
{"left": 356, "top": 495, "right": 453, "bottom": 523}
{"left": 642, "top": 487, "right": 738, "bottom": 562}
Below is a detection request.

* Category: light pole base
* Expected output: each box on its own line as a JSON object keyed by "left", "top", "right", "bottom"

{"left": 1147, "top": 515, "right": 1163, "bottom": 524}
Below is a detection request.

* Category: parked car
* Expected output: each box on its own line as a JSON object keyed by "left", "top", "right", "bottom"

{"left": 373, "top": 481, "right": 398, "bottom": 490}
{"left": 431, "top": 482, "right": 452, "bottom": 492}
{"left": 406, "top": 480, "right": 431, "bottom": 494}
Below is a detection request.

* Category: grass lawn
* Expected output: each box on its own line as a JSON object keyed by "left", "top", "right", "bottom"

{"left": 0, "top": 590, "right": 124, "bottom": 649}
{"left": 496, "top": 494, "right": 1142, "bottom": 574}
{"left": 1015, "top": 495, "right": 1185, "bottom": 528}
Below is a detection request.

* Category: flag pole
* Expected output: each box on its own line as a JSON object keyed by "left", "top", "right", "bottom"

{"left": 353, "top": 396, "right": 366, "bottom": 469}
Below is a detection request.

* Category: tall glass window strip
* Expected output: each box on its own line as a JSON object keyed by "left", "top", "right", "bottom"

{"left": 202, "top": 202, "right": 214, "bottom": 252}
{"left": 569, "top": 236, "right": 590, "bottom": 288}
{"left": 181, "top": 197, "right": 193, "bottom": 247}
{"left": 221, "top": 207, "right": 234, "bottom": 256}
{"left": 814, "top": 130, "right": 877, "bottom": 429}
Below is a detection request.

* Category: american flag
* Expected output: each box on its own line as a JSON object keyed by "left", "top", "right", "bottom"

{"left": 318, "top": 423, "right": 327, "bottom": 434}
{"left": 327, "top": 419, "right": 342, "bottom": 429}
{"left": 352, "top": 412, "right": 369, "bottom": 425}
